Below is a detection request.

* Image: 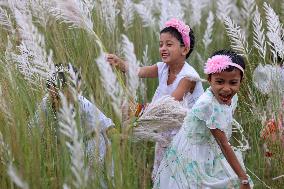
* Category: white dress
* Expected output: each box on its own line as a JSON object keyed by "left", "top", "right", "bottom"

{"left": 151, "top": 61, "right": 204, "bottom": 179}
{"left": 77, "top": 96, "right": 114, "bottom": 163}
{"left": 34, "top": 94, "right": 114, "bottom": 162}
{"left": 153, "top": 88, "right": 253, "bottom": 189}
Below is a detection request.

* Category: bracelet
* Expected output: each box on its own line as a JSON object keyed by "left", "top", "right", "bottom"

{"left": 240, "top": 179, "right": 249, "bottom": 185}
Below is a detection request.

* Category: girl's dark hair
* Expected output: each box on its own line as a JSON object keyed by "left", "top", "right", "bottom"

{"left": 46, "top": 64, "right": 81, "bottom": 89}
{"left": 210, "top": 50, "right": 245, "bottom": 79}
{"left": 160, "top": 26, "right": 195, "bottom": 59}
{"left": 46, "top": 64, "right": 66, "bottom": 89}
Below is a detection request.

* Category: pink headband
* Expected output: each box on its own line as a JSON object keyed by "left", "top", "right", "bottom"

{"left": 204, "top": 55, "right": 244, "bottom": 74}
{"left": 164, "top": 18, "right": 191, "bottom": 48}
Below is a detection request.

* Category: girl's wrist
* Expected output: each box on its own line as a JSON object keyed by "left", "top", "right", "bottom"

{"left": 240, "top": 179, "right": 249, "bottom": 185}
{"left": 120, "top": 61, "right": 128, "bottom": 73}
{"left": 239, "top": 175, "right": 249, "bottom": 185}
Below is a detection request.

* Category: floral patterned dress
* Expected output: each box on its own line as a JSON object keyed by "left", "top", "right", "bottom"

{"left": 153, "top": 88, "right": 253, "bottom": 189}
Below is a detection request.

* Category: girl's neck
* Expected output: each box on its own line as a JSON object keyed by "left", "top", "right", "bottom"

{"left": 168, "top": 61, "right": 185, "bottom": 75}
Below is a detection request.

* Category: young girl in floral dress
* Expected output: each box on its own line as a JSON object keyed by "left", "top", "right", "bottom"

{"left": 107, "top": 18, "right": 204, "bottom": 179}
{"left": 153, "top": 50, "right": 253, "bottom": 189}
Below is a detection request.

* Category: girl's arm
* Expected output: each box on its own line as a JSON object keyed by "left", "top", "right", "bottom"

{"left": 138, "top": 65, "right": 158, "bottom": 78}
{"left": 106, "top": 54, "right": 158, "bottom": 78}
{"left": 210, "top": 129, "right": 251, "bottom": 189}
{"left": 171, "top": 78, "right": 196, "bottom": 101}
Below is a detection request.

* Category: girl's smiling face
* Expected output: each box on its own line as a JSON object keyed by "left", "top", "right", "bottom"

{"left": 159, "top": 32, "right": 188, "bottom": 64}
{"left": 208, "top": 69, "right": 242, "bottom": 105}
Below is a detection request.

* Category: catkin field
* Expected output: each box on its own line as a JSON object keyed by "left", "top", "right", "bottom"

{"left": 0, "top": 0, "right": 283, "bottom": 188}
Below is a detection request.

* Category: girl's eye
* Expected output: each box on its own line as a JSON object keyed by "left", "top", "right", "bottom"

{"left": 230, "top": 81, "right": 239, "bottom": 85}
{"left": 216, "top": 80, "right": 223, "bottom": 84}
{"left": 167, "top": 44, "right": 173, "bottom": 47}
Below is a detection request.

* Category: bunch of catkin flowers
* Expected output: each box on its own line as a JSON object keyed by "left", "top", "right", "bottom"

{"left": 133, "top": 95, "right": 187, "bottom": 144}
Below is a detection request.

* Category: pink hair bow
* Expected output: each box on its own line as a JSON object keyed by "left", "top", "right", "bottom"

{"left": 164, "top": 18, "right": 191, "bottom": 48}
{"left": 204, "top": 55, "right": 244, "bottom": 74}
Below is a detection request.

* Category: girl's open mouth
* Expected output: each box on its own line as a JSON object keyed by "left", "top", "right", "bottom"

{"left": 161, "top": 53, "right": 168, "bottom": 58}
{"left": 219, "top": 94, "right": 232, "bottom": 105}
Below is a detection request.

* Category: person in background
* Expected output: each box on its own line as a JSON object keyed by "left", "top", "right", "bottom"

{"left": 30, "top": 64, "right": 114, "bottom": 163}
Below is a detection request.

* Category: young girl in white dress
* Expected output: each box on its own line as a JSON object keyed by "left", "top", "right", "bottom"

{"left": 106, "top": 18, "right": 204, "bottom": 179}
{"left": 32, "top": 64, "right": 114, "bottom": 163}
{"left": 153, "top": 50, "right": 253, "bottom": 189}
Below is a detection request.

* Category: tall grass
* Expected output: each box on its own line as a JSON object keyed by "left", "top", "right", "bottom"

{"left": 0, "top": 0, "right": 283, "bottom": 188}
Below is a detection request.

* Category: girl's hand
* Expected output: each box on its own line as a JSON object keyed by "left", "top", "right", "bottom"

{"left": 106, "top": 54, "right": 127, "bottom": 72}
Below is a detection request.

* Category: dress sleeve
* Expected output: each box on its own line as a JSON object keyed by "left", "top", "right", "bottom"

{"left": 191, "top": 96, "right": 228, "bottom": 132}
{"left": 156, "top": 62, "right": 166, "bottom": 80}
{"left": 79, "top": 96, "right": 114, "bottom": 132}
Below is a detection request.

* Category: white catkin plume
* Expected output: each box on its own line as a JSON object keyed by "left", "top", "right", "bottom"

{"left": 240, "top": 0, "right": 255, "bottom": 22}
{"left": 7, "top": 0, "right": 28, "bottom": 13}
{"left": 159, "top": 0, "right": 184, "bottom": 29}
{"left": 51, "top": 0, "right": 94, "bottom": 34}
{"left": 189, "top": 0, "right": 209, "bottom": 26}
{"left": 8, "top": 164, "right": 29, "bottom": 189}
{"left": 253, "top": 64, "right": 284, "bottom": 95}
{"left": 136, "top": 0, "right": 161, "bottom": 19}
{"left": 203, "top": 11, "right": 214, "bottom": 50}
{"left": 83, "top": 0, "right": 96, "bottom": 11}
{"left": 121, "top": 0, "right": 134, "bottom": 31}
{"left": 121, "top": 34, "right": 140, "bottom": 100}
{"left": 12, "top": 8, "right": 55, "bottom": 86}
{"left": 142, "top": 44, "right": 150, "bottom": 66}
{"left": 29, "top": 0, "right": 56, "bottom": 28}
{"left": 231, "top": 120, "right": 250, "bottom": 152}
{"left": 134, "top": 3, "right": 156, "bottom": 28}
{"left": 264, "top": 2, "right": 284, "bottom": 62}
{"left": 252, "top": 7, "right": 266, "bottom": 62}
{"left": 180, "top": 0, "right": 191, "bottom": 9}
{"left": 0, "top": 0, "right": 8, "bottom": 7}
{"left": 140, "top": 0, "right": 161, "bottom": 14}
{"left": 98, "top": 0, "right": 119, "bottom": 33}
{"left": 0, "top": 7, "right": 15, "bottom": 34}
{"left": 58, "top": 93, "right": 88, "bottom": 189}
{"left": 253, "top": 64, "right": 272, "bottom": 94}
{"left": 223, "top": 16, "right": 249, "bottom": 57}
{"left": 95, "top": 50, "right": 123, "bottom": 120}
{"left": 67, "top": 63, "right": 82, "bottom": 100}
{"left": 139, "top": 45, "right": 150, "bottom": 100}
{"left": 230, "top": 1, "right": 242, "bottom": 25}
{"left": 196, "top": 52, "right": 205, "bottom": 67}
{"left": 134, "top": 96, "right": 187, "bottom": 143}
{"left": 216, "top": 0, "right": 233, "bottom": 20}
